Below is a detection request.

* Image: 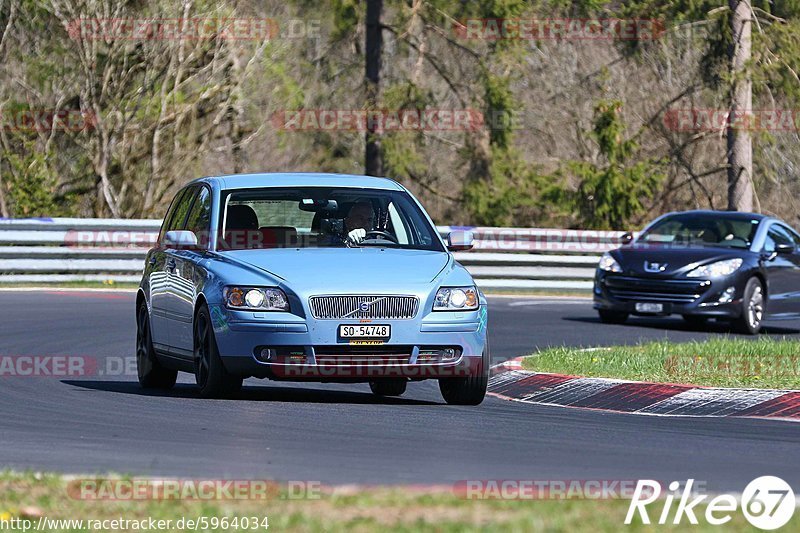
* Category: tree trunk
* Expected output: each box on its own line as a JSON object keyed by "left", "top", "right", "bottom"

{"left": 364, "top": 0, "right": 383, "bottom": 177}
{"left": 727, "top": 0, "right": 753, "bottom": 212}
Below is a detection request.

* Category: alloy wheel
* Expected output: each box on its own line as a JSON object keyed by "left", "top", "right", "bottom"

{"left": 747, "top": 285, "right": 764, "bottom": 329}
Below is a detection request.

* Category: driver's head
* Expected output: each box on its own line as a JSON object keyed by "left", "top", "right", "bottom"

{"left": 345, "top": 201, "right": 374, "bottom": 233}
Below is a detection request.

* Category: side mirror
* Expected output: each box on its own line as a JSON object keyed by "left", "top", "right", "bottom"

{"left": 447, "top": 230, "right": 474, "bottom": 252}
{"left": 619, "top": 232, "right": 634, "bottom": 245}
{"left": 775, "top": 242, "right": 795, "bottom": 255}
{"left": 164, "top": 230, "right": 199, "bottom": 249}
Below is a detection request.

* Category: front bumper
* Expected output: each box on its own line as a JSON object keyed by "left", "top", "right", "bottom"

{"left": 593, "top": 271, "right": 747, "bottom": 318}
{"left": 209, "top": 304, "right": 488, "bottom": 381}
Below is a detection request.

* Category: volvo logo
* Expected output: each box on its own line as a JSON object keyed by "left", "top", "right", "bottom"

{"left": 342, "top": 297, "right": 387, "bottom": 318}
{"left": 644, "top": 261, "right": 668, "bottom": 273}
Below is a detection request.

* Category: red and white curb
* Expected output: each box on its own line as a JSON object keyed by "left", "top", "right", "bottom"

{"left": 488, "top": 358, "right": 800, "bottom": 421}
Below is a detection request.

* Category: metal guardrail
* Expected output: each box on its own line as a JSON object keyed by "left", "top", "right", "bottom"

{"left": 0, "top": 218, "right": 618, "bottom": 289}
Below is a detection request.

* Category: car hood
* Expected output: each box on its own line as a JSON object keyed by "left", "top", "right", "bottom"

{"left": 613, "top": 246, "right": 751, "bottom": 277}
{"left": 220, "top": 247, "right": 450, "bottom": 291}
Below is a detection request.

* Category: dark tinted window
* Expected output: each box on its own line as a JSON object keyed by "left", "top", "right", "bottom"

{"left": 764, "top": 225, "right": 795, "bottom": 253}
{"left": 184, "top": 186, "right": 212, "bottom": 248}
{"left": 163, "top": 187, "right": 198, "bottom": 243}
{"left": 157, "top": 189, "right": 187, "bottom": 244}
{"left": 638, "top": 214, "right": 759, "bottom": 249}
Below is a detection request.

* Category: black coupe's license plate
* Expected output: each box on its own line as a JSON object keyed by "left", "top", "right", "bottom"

{"left": 339, "top": 324, "right": 391, "bottom": 339}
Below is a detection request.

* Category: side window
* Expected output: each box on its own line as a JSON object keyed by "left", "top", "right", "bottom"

{"left": 157, "top": 189, "right": 186, "bottom": 244}
{"left": 162, "top": 187, "right": 198, "bottom": 245}
{"left": 763, "top": 225, "right": 794, "bottom": 253}
{"left": 387, "top": 202, "right": 410, "bottom": 245}
{"left": 184, "top": 187, "right": 212, "bottom": 247}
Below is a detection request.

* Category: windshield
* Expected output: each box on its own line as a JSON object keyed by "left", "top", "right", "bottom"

{"left": 638, "top": 214, "right": 760, "bottom": 250}
{"left": 218, "top": 187, "right": 444, "bottom": 252}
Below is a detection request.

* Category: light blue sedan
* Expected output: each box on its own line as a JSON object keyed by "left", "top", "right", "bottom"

{"left": 136, "top": 173, "right": 489, "bottom": 404}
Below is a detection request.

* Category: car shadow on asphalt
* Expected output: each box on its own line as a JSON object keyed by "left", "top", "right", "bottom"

{"left": 562, "top": 316, "right": 800, "bottom": 335}
{"left": 60, "top": 380, "right": 441, "bottom": 405}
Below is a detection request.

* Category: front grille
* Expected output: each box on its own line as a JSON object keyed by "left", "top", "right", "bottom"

{"left": 309, "top": 295, "right": 419, "bottom": 319}
{"left": 313, "top": 345, "right": 412, "bottom": 366}
{"left": 605, "top": 276, "right": 709, "bottom": 304}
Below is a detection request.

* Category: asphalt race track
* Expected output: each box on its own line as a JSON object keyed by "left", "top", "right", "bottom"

{"left": 1, "top": 290, "right": 799, "bottom": 492}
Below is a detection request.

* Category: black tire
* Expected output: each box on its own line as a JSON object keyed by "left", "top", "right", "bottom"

{"left": 369, "top": 379, "right": 407, "bottom": 397}
{"left": 136, "top": 300, "right": 178, "bottom": 389}
{"left": 195, "top": 305, "right": 243, "bottom": 398}
{"left": 598, "top": 309, "right": 629, "bottom": 324}
{"left": 439, "top": 339, "right": 489, "bottom": 406}
{"left": 732, "top": 277, "right": 765, "bottom": 335}
{"left": 682, "top": 314, "right": 708, "bottom": 328}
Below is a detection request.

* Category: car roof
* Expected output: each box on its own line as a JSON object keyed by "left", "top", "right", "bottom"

{"left": 661, "top": 210, "right": 770, "bottom": 222}
{"left": 193, "top": 173, "right": 405, "bottom": 191}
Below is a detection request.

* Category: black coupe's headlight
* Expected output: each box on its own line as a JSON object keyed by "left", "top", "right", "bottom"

{"left": 433, "top": 286, "right": 479, "bottom": 311}
{"left": 224, "top": 287, "right": 289, "bottom": 311}
{"left": 598, "top": 252, "right": 622, "bottom": 273}
{"left": 686, "top": 258, "right": 743, "bottom": 278}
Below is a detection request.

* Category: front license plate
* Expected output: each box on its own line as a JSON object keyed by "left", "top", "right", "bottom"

{"left": 339, "top": 324, "right": 391, "bottom": 339}
{"left": 635, "top": 302, "right": 663, "bottom": 313}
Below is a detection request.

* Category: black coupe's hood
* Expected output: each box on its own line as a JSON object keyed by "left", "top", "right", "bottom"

{"left": 613, "top": 246, "right": 751, "bottom": 277}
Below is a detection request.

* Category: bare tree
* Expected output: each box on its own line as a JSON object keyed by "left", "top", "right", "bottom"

{"left": 727, "top": 0, "right": 754, "bottom": 211}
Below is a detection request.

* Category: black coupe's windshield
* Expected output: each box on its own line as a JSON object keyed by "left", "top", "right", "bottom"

{"left": 218, "top": 187, "right": 444, "bottom": 252}
{"left": 638, "top": 214, "right": 760, "bottom": 249}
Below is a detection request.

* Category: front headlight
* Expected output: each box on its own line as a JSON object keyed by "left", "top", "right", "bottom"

{"left": 598, "top": 252, "right": 622, "bottom": 273}
{"left": 433, "top": 286, "right": 479, "bottom": 311}
{"left": 224, "top": 286, "right": 289, "bottom": 311}
{"left": 686, "top": 258, "right": 743, "bottom": 278}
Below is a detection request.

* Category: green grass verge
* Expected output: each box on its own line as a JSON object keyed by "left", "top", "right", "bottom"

{"left": 0, "top": 472, "right": 768, "bottom": 532}
{"left": 522, "top": 337, "right": 800, "bottom": 389}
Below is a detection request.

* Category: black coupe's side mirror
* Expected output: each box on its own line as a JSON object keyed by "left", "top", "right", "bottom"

{"left": 775, "top": 242, "right": 795, "bottom": 255}
{"left": 619, "top": 232, "right": 634, "bottom": 245}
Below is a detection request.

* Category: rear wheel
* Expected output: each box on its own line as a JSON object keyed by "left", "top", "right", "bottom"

{"left": 598, "top": 309, "right": 628, "bottom": 324}
{"left": 369, "top": 379, "right": 407, "bottom": 397}
{"left": 136, "top": 301, "right": 177, "bottom": 389}
{"left": 732, "top": 277, "right": 764, "bottom": 335}
{"left": 195, "top": 305, "right": 242, "bottom": 398}
{"left": 439, "top": 340, "right": 489, "bottom": 406}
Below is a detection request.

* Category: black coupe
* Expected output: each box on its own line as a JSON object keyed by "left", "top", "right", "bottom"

{"left": 593, "top": 210, "right": 800, "bottom": 334}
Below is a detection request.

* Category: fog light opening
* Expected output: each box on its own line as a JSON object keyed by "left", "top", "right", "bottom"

{"left": 258, "top": 348, "right": 277, "bottom": 362}
{"left": 718, "top": 286, "right": 736, "bottom": 304}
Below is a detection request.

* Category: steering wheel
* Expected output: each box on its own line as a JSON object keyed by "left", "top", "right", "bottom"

{"left": 364, "top": 230, "right": 398, "bottom": 243}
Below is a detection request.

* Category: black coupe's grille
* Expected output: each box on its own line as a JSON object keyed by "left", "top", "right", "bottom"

{"left": 309, "top": 295, "right": 419, "bottom": 319}
{"left": 604, "top": 276, "right": 709, "bottom": 304}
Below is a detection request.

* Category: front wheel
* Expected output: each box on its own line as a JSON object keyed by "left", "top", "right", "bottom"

{"left": 732, "top": 277, "right": 764, "bottom": 335}
{"left": 195, "top": 305, "right": 243, "bottom": 398}
{"left": 439, "top": 340, "right": 489, "bottom": 406}
{"left": 136, "top": 301, "right": 177, "bottom": 389}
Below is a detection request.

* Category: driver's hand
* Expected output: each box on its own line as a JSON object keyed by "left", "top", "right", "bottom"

{"left": 346, "top": 228, "right": 366, "bottom": 245}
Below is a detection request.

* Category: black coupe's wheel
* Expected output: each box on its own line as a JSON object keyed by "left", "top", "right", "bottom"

{"left": 195, "top": 305, "right": 242, "bottom": 398}
{"left": 439, "top": 339, "right": 489, "bottom": 406}
{"left": 732, "top": 277, "right": 764, "bottom": 335}
{"left": 136, "top": 301, "right": 177, "bottom": 389}
{"left": 682, "top": 314, "right": 708, "bottom": 328}
{"left": 369, "top": 379, "right": 407, "bottom": 397}
{"left": 598, "top": 309, "right": 629, "bottom": 324}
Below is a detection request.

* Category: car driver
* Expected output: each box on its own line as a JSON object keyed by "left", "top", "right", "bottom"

{"left": 344, "top": 201, "right": 375, "bottom": 245}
